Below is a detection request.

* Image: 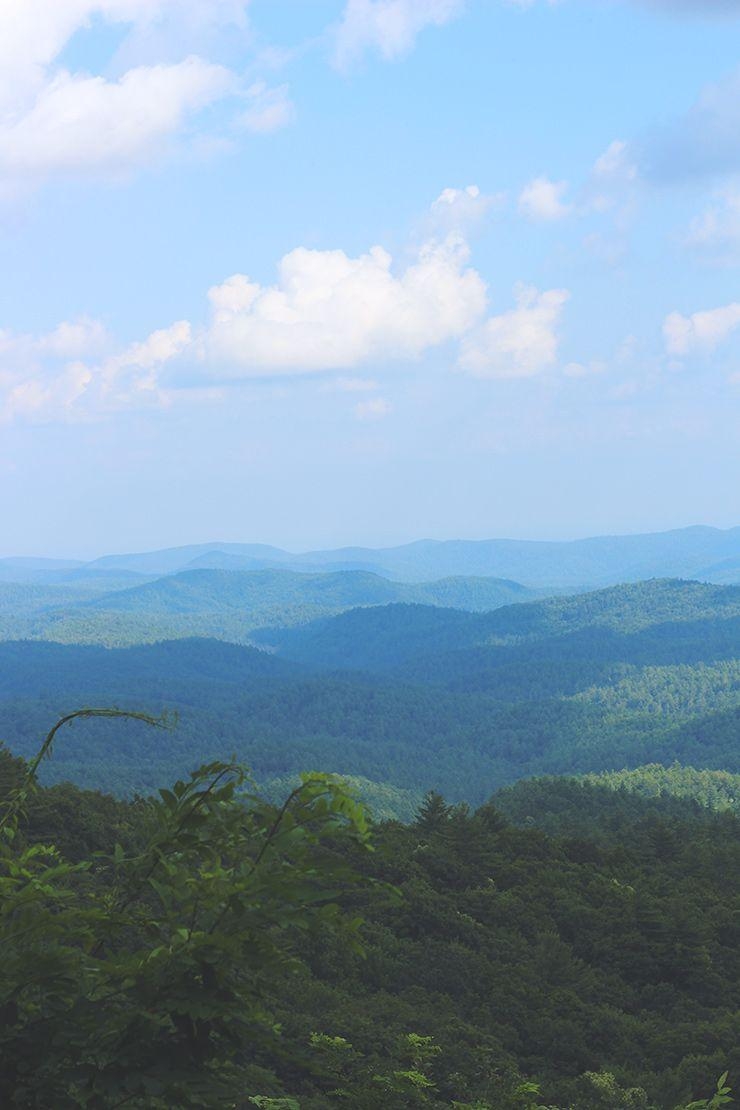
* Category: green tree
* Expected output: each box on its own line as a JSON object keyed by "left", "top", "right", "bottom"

{"left": 0, "top": 711, "right": 373, "bottom": 1108}
{"left": 415, "top": 791, "right": 452, "bottom": 832}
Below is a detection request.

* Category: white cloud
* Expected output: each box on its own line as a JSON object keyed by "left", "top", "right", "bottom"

{"left": 515, "top": 142, "right": 638, "bottom": 230}
{"left": 0, "top": 182, "right": 588, "bottom": 420}
{"left": 2, "top": 363, "right": 95, "bottom": 423}
{"left": 0, "top": 228, "right": 487, "bottom": 414}
{"left": 0, "top": 317, "right": 191, "bottom": 422}
{"left": 0, "top": 1, "right": 250, "bottom": 186}
{"left": 355, "top": 396, "right": 392, "bottom": 420}
{"left": 201, "top": 232, "right": 487, "bottom": 375}
{"left": 0, "top": 317, "right": 108, "bottom": 365}
{"left": 0, "top": 318, "right": 104, "bottom": 422}
{"left": 333, "top": 0, "right": 464, "bottom": 70}
{"left": 664, "top": 302, "right": 740, "bottom": 355}
{"left": 35, "top": 318, "right": 109, "bottom": 359}
{"left": 458, "top": 284, "right": 570, "bottom": 378}
{"left": 518, "top": 176, "right": 571, "bottom": 221}
{"left": 99, "top": 321, "right": 192, "bottom": 405}
{"left": 238, "top": 81, "right": 295, "bottom": 134}
{"left": 0, "top": 59, "right": 234, "bottom": 178}
{"left": 0, "top": 2, "right": 249, "bottom": 94}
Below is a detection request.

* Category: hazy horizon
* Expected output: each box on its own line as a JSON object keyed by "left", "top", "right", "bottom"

{"left": 3, "top": 519, "right": 739, "bottom": 564}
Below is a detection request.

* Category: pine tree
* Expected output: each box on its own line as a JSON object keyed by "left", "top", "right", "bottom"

{"left": 415, "top": 790, "right": 452, "bottom": 832}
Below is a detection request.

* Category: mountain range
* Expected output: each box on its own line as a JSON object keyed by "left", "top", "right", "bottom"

{"left": 1, "top": 578, "right": 738, "bottom": 813}
{"left": 0, "top": 568, "right": 536, "bottom": 646}
{"left": 5, "top": 523, "right": 740, "bottom": 588}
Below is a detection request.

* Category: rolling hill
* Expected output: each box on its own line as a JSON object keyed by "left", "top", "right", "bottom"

{"left": 263, "top": 579, "right": 740, "bottom": 674}
{"left": 0, "top": 579, "right": 739, "bottom": 808}
{"left": 0, "top": 568, "right": 538, "bottom": 647}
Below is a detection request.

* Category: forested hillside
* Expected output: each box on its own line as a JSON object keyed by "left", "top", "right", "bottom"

{"left": 0, "top": 568, "right": 537, "bottom": 646}
{"left": 3, "top": 742, "right": 740, "bottom": 1109}
{"left": 266, "top": 579, "right": 740, "bottom": 671}
{"left": 0, "top": 579, "right": 738, "bottom": 809}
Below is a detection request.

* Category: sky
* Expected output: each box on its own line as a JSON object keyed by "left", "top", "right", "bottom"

{"left": 2, "top": 0, "right": 740, "bottom": 557}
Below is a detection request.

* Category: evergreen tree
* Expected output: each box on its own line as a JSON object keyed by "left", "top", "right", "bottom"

{"left": 415, "top": 791, "right": 452, "bottom": 832}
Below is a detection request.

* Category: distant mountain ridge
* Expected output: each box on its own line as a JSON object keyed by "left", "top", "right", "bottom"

{"left": 5, "top": 524, "right": 740, "bottom": 588}
{"left": 82, "top": 567, "right": 533, "bottom": 615}
{"left": 0, "top": 567, "right": 538, "bottom": 647}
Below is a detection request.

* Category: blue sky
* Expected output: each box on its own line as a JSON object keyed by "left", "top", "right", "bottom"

{"left": 2, "top": 0, "right": 740, "bottom": 557}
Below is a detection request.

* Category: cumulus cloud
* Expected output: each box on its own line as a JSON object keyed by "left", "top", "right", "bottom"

{"left": 99, "top": 321, "right": 193, "bottom": 406}
{"left": 0, "top": 1, "right": 250, "bottom": 185}
{"left": 0, "top": 317, "right": 108, "bottom": 366}
{"left": 458, "top": 284, "right": 570, "bottom": 378}
{"left": 2, "top": 363, "right": 95, "bottom": 424}
{"left": 0, "top": 183, "right": 584, "bottom": 420}
{"left": 518, "top": 176, "right": 571, "bottom": 221}
{"left": 34, "top": 318, "right": 109, "bottom": 360}
{"left": 664, "top": 302, "right": 740, "bottom": 356}
{"left": 0, "top": 317, "right": 191, "bottom": 422}
{"left": 0, "top": 238, "right": 486, "bottom": 417}
{"left": 201, "top": 233, "right": 487, "bottom": 374}
{"left": 0, "top": 59, "right": 234, "bottom": 178}
{"left": 332, "top": 0, "right": 464, "bottom": 70}
{"left": 0, "top": 319, "right": 103, "bottom": 422}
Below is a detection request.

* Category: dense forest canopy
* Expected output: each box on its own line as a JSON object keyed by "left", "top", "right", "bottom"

{"left": 2, "top": 736, "right": 739, "bottom": 1109}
